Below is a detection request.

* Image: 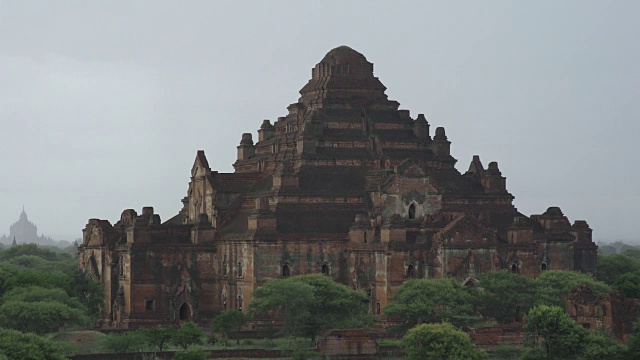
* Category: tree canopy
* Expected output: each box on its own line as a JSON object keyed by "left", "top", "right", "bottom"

{"left": 0, "top": 328, "right": 66, "bottom": 360}
{"left": 250, "top": 274, "right": 371, "bottom": 340}
{"left": 383, "top": 279, "right": 476, "bottom": 331}
{"left": 400, "top": 322, "right": 487, "bottom": 360}
{"left": 212, "top": 310, "right": 250, "bottom": 344}
{"left": 473, "top": 270, "right": 536, "bottom": 324}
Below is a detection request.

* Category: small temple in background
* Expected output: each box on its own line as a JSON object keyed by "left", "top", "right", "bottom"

{"left": 0, "top": 207, "right": 57, "bottom": 246}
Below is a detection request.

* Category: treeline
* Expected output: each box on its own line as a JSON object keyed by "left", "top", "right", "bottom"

{"left": 0, "top": 244, "right": 101, "bottom": 360}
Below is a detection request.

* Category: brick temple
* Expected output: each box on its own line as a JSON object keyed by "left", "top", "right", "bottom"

{"left": 78, "top": 46, "right": 598, "bottom": 328}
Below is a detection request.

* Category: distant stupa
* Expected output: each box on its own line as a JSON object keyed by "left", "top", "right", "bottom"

{"left": 1, "top": 208, "right": 57, "bottom": 246}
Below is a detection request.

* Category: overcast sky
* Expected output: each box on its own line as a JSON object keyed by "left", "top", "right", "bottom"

{"left": 0, "top": 1, "right": 638, "bottom": 243}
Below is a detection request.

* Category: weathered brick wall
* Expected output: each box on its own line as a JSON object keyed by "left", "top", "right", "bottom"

{"left": 469, "top": 323, "right": 525, "bottom": 351}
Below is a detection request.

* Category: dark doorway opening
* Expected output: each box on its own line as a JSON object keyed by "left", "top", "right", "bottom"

{"left": 322, "top": 264, "right": 329, "bottom": 275}
{"left": 511, "top": 264, "right": 518, "bottom": 274}
{"left": 407, "top": 264, "right": 415, "bottom": 278}
{"left": 282, "top": 265, "right": 290, "bottom": 277}
{"left": 179, "top": 303, "right": 191, "bottom": 321}
{"left": 408, "top": 204, "right": 416, "bottom": 220}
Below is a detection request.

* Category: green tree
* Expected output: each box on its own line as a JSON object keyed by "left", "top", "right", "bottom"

{"left": 626, "top": 322, "right": 640, "bottom": 360}
{"left": 400, "top": 322, "right": 487, "bottom": 360}
{"left": 250, "top": 274, "right": 371, "bottom": 341}
{"left": 139, "top": 327, "right": 174, "bottom": 352}
{"left": 0, "top": 327, "right": 66, "bottom": 360}
{"left": 534, "top": 271, "right": 610, "bottom": 307}
{"left": 0, "top": 300, "right": 91, "bottom": 335}
{"left": 250, "top": 277, "right": 315, "bottom": 339}
{"left": 523, "top": 305, "right": 587, "bottom": 359}
{"left": 212, "top": 310, "right": 249, "bottom": 344}
{"left": 383, "top": 279, "right": 476, "bottom": 331}
{"left": 100, "top": 330, "right": 147, "bottom": 353}
{"left": 2, "top": 286, "right": 85, "bottom": 310}
{"left": 173, "top": 345, "right": 209, "bottom": 360}
{"left": 597, "top": 254, "right": 640, "bottom": 285}
{"left": 612, "top": 270, "right": 640, "bottom": 299}
{"left": 473, "top": 270, "right": 536, "bottom": 323}
{"left": 172, "top": 322, "right": 204, "bottom": 350}
{"left": 69, "top": 269, "right": 104, "bottom": 319}
{"left": 291, "top": 274, "right": 372, "bottom": 341}
{"left": 578, "top": 330, "right": 625, "bottom": 360}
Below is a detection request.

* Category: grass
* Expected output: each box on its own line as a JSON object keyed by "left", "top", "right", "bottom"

{"left": 49, "top": 330, "right": 106, "bottom": 354}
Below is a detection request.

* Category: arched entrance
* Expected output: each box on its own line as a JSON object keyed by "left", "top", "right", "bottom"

{"left": 179, "top": 303, "right": 191, "bottom": 321}
{"left": 511, "top": 264, "right": 518, "bottom": 274}
{"left": 408, "top": 204, "right": 416, "bottom": 219}
{"left": 406, "top": 264, "right": 415, "bottom": 278}
{"left": 322, "top": 264, "right": 330, "bottom": 275}
{"left": 282, "top": 265, "right": 290, "bottom": 277}
{"left": 541, "top": 263, "right": 547, "bottom": 271}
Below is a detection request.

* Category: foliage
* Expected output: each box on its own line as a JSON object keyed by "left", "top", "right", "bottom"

{"left": 612, "top": 270, "right": 640, "bottom": 299}
{"left": 172, "top": 322, "right": 205, "bottom": 350}
{"left": 1, "top": 270, "right": 71, "bottom": 294}
{"left": 2, "top": 286, "right": 85, "bottom": 310}
{"left": 100, "top": 330, "right": 147, "bottom": 353}
{"left": 0, "top": 300, "right": 91, "bottom": 334}
{"left": 0, "top": 327, "right": 66, "bottom": 360}
{"left": 173, "top": 345, "right": 209, "bottom": 360}
{"left": 400, "top": 322, "right": 487, "bottom": 360}
{"left": 578, "top": 330, "right": 625, "bottom": 360}
{"left": 626, "top": 322, "right": 640, "bottom": 360}
{"left": 473, "top": 270, "right": 536, "bottom": 324}
{"left": 250, "top": 274, "right": 371, "bottom": 341}
{"left": 290, "top": 274, "right": 372, "bottom": 340}
{"left": 69, "top": 269, "right": 104, "bottom": 319}
{"left": 597, "top": 254, "right": 640, "bottom": 285}
{"left": 212, "top": 310, "right": 249, "bottom": 344}
{"left": 139, "top": 327, "right": 174, "bottom": 352}
{"left": 524, "top": 305, "right": 587, "bottom": 359}
{"left": 491, "top": 344, "right": 519, "bottom": 359}
{"left": 534, "top": 271, "right": 610, "bottom": 307}
{"left": 383, "top": 279, "right": 476, "bottom": 331}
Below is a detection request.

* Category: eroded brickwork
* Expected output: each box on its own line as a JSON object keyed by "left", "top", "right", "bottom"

{"left": 78, "top": 46, "right": 597, "bottom": 328}
{"left": 564, "top": 285, "right": 640, "bottom": 342}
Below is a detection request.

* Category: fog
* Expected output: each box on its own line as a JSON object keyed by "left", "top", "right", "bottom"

{"left": 0, "top": 1, "right": 638, "bottom": 243}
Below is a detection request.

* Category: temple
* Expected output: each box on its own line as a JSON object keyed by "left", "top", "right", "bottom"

{"left": 0, "top": 207, "right": 57, "bottom": 246}
{"left": 77, "top": 46, "right": 598, "bottom": 328}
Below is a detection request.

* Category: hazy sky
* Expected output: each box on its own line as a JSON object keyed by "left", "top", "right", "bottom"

{"left": 0, "top": 1, "right": 638, "bottom": 243}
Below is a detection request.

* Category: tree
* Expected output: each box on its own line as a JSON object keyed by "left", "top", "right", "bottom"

{"left": 0, "top": 328, "right": 66, "bottom": 360}
{"left": 250, "top": 274, "right": 371, "bottom": 341}
{"left": 2, "top": 286, "right": 85, "bottom": 310}
{"left": 597, "top": 254, "right": 640, "bottom": 285}
{"left": 578, "top": 330, "right": 625, "bottom": 360}
{"left": 172, "top": 322, "right": 204, "bottom": 350}
{"left": 139, "top": 327, "right": 174, "bottom": 352}
{"left": 523, "top": 305, "right": 587, "bottom": 359}
{"left": 534, "top": 271, "right": 610, "bottom": 307}
{"left": 383, "top": 279, "right": 476, "bottom": 331}
{"left": 473, "top": 270, "right": 536, "bottom": 323}
{"left": 69, "top": 269, "right": 104, "bottom": 319}
{"left": 400, "top": 322, "right": 487, "bottom": 360}
{"left": 250, "top": 277, "right": 316, "bottom": 339}
{"left": 173, "top": 345, "right": 209, "bottom": 360}
{"left": 100, "top": 330, "right": 147, "bottom": 353}
{"left": 290, "top": 274, "right": 372, "bottom": 341}
{"left": 612, "top": 270, "right": 640, "bottom": 299}
{"left": 0, "top": 300, "right": 91, "bottom": 335}
{"left": 212, "top": 310, "right": 249, "bottom": 344}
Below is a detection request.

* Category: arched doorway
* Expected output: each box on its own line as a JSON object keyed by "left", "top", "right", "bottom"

{"left": 407, "top": 264, "right": 415, "bottom": 278}
{"left": 541, "top": 263, "right": 547, "bottom": 271}
{"left": 511, "top": 264, "right": 518, "bottom": 274}
{"left": 282, "top": 265, "right": 290, "bottom": 277}
{"left": 322, "top": 264, "right": 330, "bottom": 275}
{"left": 179, "top": 303, "right": 191, "bottom": 321}
{"left": 408, "top": 204, "right": 416, "bottom": 220}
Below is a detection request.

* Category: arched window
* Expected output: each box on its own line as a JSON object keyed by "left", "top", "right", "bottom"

{"left": 407, "top": 264, "right": 415, "bottom": 278}
{"left": 541, "top": 263, "right": 547, "bottom": 271}
{"left": 511, "top": 264, "right": 518, "bottom": 274}
{"left": 408, "top": 204, "right": 416, "bottom": 220}
{"left": 237, "top": 261, "right": 243, "bottom": 277}
{"left": 322, "top": 264, "right": 330, "bottom": 275}
{"left": 282, "top": 264, "right": 290, "bottom": 277}
{"left": 179, "top": 303, "right": 191, "bottom": 321}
